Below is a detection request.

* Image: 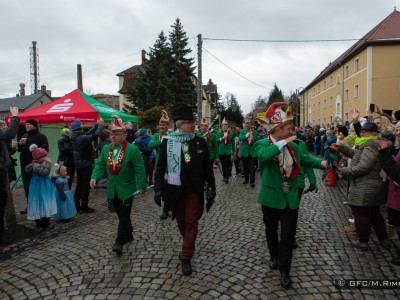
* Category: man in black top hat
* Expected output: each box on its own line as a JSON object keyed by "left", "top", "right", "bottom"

{"left": 154, "top": 105, "right": 216, "bottom": 276}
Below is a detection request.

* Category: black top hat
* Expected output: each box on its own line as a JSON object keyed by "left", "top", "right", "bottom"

{"left": 360, "top": 122, "right": 379, "bottom": 133}
{"left": 173, "top": 106, "right": 195, "bottom": 122}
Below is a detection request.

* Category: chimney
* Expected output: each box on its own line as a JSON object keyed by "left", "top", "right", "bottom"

{"left": 141, "top": 49, "right": 146, "bottom": 65}
{"left": 19, "top": 83, "right": 25, "bottom": 96}
{"left": 77, "top": 64, "right": 83, "bottom": 91}
{"left": 41, "top": 84, "right": 47, "bottom": 95}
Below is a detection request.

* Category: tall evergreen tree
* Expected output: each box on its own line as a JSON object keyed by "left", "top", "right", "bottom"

{"left": 168, "top": 18, "right": 196, "bottom": 112}
{"left": 124, "top": 31, "right": 173, "bottom": 113}
{"left": 222, "top": 92, "right": 244, "bottom": 126}
{"left": 267, "top": 83, "right": 285, "bottom": 107}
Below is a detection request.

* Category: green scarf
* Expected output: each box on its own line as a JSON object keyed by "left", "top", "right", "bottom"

{"left": 354, "top": 135, "right": 378, "bottom": 147}
{"left": 165, "top": 130, "right": 195, "bottom": 186}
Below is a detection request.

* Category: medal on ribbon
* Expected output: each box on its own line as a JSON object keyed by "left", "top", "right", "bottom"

{"left": 282, "top": 182, "right": 290, "bottom": 194}
{"left": 182, "top": 142, "right": 191, "bottom": 163}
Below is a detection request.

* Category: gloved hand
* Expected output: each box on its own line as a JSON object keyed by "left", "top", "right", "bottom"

{"left": 154, "top": 190, "right": 162, "bottom": 207}
{"left": 206, "top": 188, "right": 216, "bottom": 212}
{"left": 303, "top": 184, "right": 318, "bottom": 194}
{"left": 246, "top": 132, "right": 250, "bottom": 138}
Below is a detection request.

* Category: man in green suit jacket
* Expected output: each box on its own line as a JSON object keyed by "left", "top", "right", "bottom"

{"left": 256, "top": 102, "right": 326, "bottom": 289}
{"left": 148, "top": 110, "right": 171, "bottom": 220}
{"left": 216, "top": 118, "right": 235, "bottom": 183}
{"left": 239, "top": 118, "right": 259, "bottom": 187}
{"left": 196, "top": 118, "right": 218, "bottom": 166}
{"left": 91, "top": 116, "right": 147, "bottom": 255}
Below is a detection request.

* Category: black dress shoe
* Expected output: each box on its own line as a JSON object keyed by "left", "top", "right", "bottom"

{"left": 160, "top": 211, "right": 169, "bottom": 220}
{"left": 280, "top": 273, "right": 292, "bottom": 289}
{"left": 250, "top": 183, "right": 255, "bottom": 188}
{"left": 112, "top": 243, "right": 122, "bottom": 254}
{"left": 243, "top": 180, "right": 249, "bottom": 184}
{"left": 80, "top": 206, "right": 95, "bottom": 213}
{"left": 181, "top": 259, "right": 192, "bottom": 276}
{"left": 126, "top": 235, "right": 134, "bottom": 243}
{"left": 269, "top": 257, "right": 278, "bottom": 270}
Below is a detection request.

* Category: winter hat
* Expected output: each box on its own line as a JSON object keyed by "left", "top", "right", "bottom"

{"left": 30, "top": 144, "right": 48, "bottom": 160}
{"left": 394, "top": 110, "right": 400, "bottom": 121}
{"left": 257, "top": 102, "right": 293, "bottom": 133}
{"left": 110, "top": 115, "right": 126, "bottom": 134}
{"left": 60, "top": 127, "right": 70, "bottom": 135}
{"left": 70, "top": 120, "right": 82, "bottom": 131}
{"left": 360, "top": 122, "right": 379, "bottom": 133}
{"left": 0, "top": 120, "right": 5, "bottom": 126}
{"left": 159, "top": 110, "right": 170, "bottom": 124}
{"left": 139, "top": 128, "right": 148, "bottom": 136}
{"left": 26, "top": 119, "right": 38, "bottom": 128}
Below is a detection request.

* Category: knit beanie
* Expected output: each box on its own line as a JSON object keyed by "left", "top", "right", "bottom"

{"left": 26, "top": 119, "right": 39, "bottom": 129}
{"left": 30, "top": 144, "right": 48, "bottom": 160}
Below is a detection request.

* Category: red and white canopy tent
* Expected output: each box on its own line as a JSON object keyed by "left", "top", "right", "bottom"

{"left": 6, "top": 89, "right": 137, "bottom": 125}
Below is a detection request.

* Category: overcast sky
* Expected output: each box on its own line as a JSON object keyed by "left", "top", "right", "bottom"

{"left": 0, "top": 0, "right": 397, "bottom": 114}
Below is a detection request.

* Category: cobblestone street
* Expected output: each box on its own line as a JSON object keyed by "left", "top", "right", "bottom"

{"left": 1, "top": 169, "right": 399, "bottom": 299}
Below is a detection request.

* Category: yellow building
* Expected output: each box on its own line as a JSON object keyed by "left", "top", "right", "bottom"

{"left": 300, "top": 10, "right": 400, "bottom": 127}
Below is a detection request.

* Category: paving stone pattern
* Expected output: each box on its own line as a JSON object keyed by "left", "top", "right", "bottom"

{"left": 0, "top": 170, "right": 399, "bottom": 299}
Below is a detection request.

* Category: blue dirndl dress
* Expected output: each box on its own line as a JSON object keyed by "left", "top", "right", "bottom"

{"left": 27, "top": 173, "right": 57, "bottom": 221}
{"left": 53, "top": 176, "right": 77, "bottom": 220}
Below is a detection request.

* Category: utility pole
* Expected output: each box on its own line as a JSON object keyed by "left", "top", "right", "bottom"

{"left": 197, "top": 34, "right": 202, "bottom": 126}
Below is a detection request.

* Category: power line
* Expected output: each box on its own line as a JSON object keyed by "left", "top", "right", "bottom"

{"left": 203, "top": 37, "right": 363, "bottom": 43}
{"left": 202, "top": 47, "right": 271, "bottom": 91}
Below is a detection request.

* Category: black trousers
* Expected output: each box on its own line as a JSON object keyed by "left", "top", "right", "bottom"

{"left": 0, "top": 169, "right": 9, "bottom": 232}
{"left": 112, "top": 193, "right": 133, "bottom": 246}
{"left": 74, "top": 165, "right": 93, "bottom": 208}
{"left": 262, "top": 204, "right": 299, "bottom": 274}
{"left": 241, "top": 156, "right": 256, "bottom": 183}
{"left": 220, "top": 154, "right": 231, "bottom": 179}
{"left": 20, "top": 166, "right": 32, "bottom": 201}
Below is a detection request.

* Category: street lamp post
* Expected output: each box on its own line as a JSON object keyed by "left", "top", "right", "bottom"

{"left": 296, "top": 87, "right": 305, "bottom": 127}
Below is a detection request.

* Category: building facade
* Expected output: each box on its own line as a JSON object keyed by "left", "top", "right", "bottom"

{"left": 300, "top": 10, "right": 400, "bottom": 127}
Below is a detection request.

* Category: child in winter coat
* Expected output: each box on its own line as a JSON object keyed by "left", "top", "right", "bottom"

{"left": 25, "top": 144, "right": 57, "bottom": 229}
{"left": 52, "top": 163, "right": 77, "bottom": 221}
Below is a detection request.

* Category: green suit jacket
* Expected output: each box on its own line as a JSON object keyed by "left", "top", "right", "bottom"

{"left": 255, "top": 138, "right": 322, "bottom": 209}
{"left": 91, "top": 143, "right": 148, "bottom": 201}
{"left": 196, "top": 130, "right": 218, "bottom": 160}
{"left": 296, "top": 139, "right": 317, "bottom": 188}
{"left": 148, "top": 132, "right": 168, "bottom": 165}
{"left": 216, "top": 130, "right": 235, "bottom": 155}
{"left": 239, "top": 129, "right": 259, "bottom": 158}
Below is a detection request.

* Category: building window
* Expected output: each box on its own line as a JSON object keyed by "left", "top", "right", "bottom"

{"left": 354, "top": 84, "right": 359, "bottom": 98}
{"left": 318, "top": 85, "right": 320, "bottom": 94}
{"left": 323, "top": 118, "right": 326, "bottom": 125}
{"left": 344, "top": 65, "right": 349, "bottom": 78}
{"left": 354, "top": 58, "right": 359, "bottom": 72}
{"left": 314, "top": 104, "right": 316, "bottom": 110}
{"left": 330, "top": 116, "right": 333, "bottom": 124}
{"left": 344, "top": 89, "right": 349, "bottom": 101}
{"left": 318, "top": 119, "right": 320, "bottom": 125}
{"left": 330, "top": 76, "right": 333, "bottom": 86}
{"left": 313, "top": 88, "right": 315, "bottom": 96}
{"left": 318, "top": 102, "right": 320, "bottom": 110}
{"left": 330, "top": 96, "right": 333, "bottom": 106}
{"left": 323, "top": 99, "right": 326, "bottom": 108}
{"left": 337, "top": 81, "right": 341, "bottom": 93}
{"left": 336, "top": 103, "right": 340, "bottom": 114}
{"left": 323, "top": 81, "right": 326, "bottom": 90}
{"left": 345, "top": 113, "right": 349, "bottom": 122}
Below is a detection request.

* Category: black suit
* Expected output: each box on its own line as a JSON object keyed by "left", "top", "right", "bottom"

{"left": 155, "top": 135, "right": 216, "bottom": 260}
